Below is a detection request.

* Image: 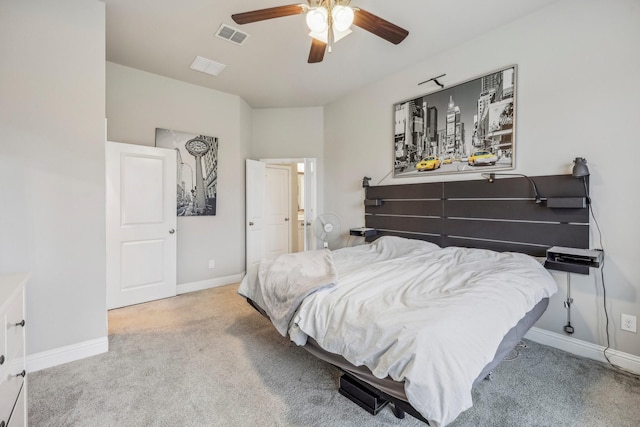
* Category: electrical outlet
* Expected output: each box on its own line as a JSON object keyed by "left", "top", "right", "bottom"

{"left": 208, "top": 259, "right": 215, "bottom": 269}
{"left": 621, "top": 314, "right": 637, "bottom": 333}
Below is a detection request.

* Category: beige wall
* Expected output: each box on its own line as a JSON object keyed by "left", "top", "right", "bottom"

{"left": 106, "top": 62, "right": 251, "bottom": 285}
{"left": 252, "top": 107, "right": 325, "bottom": 217}
{"left": 324, "top": 0, "right": 640, "bottom": 357}
{"left": 0, "top": 0, "right": 107, "bottom": 354}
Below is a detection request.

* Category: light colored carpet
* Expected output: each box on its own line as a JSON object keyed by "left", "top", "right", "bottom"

{"left": 29, "top": 284, "right": 640, "bottom": 426}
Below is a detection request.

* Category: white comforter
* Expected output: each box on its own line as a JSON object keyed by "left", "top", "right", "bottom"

{"left": 257, "top": 249, "right": 337, "bottom": 336}
{"left": 239, "top": 236, "right": 557, "bottom": 426}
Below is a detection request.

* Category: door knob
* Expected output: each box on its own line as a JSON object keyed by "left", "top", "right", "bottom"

{"left": 284, "top": 218, "right": 289, "bottom": 221}
{"left": 169, "top": 229, "right": 175, "bottom": 234}
{"left": 249, "top": 222, "right": 254, "bottom": 226}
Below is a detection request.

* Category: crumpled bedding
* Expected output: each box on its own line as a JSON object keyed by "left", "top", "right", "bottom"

{"left": 238, "top": 236, "right": 557, "bottom": 426}
{"left": 255, "top": 249, "right": 337, "bottom": 336}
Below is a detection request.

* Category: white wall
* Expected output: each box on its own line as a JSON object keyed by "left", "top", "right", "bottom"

{"left": 0, "top": 0, "right": 107, "bottom": 354}
{"left": 252, "top": 107, "right": 325, "bottom": 217}
{"left": 324, "top": 0, "right": 640, "bottom": 356}
{"left": 106, "top": 63, "right": 251, "bottom": 285}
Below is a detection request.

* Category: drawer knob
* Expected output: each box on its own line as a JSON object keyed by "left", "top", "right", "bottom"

{"left": 15, "top": 319, "right": 25, "bottom": 327}
{"left": 15, "top": 370, "right": 26, "bottom": 378}
{"left": 0, "top": 355, "right": 4, "bottom": 365}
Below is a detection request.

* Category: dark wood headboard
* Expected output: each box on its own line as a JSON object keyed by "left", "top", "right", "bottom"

{"left": 364, "top": 174, "right": 589, "bottom": 257}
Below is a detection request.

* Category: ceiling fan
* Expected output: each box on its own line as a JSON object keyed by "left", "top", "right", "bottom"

{"left": 231, "top": 0, "right": 409, "bottom": 63}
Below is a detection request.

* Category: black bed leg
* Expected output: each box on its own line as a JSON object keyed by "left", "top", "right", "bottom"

{"left": 391, "top": 404, "right": 406, "bottom": 419}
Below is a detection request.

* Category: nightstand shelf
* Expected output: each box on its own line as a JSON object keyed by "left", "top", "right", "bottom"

{"left": 349, "top": 227, "right": 377, "bottom": 238}
{"left": 544, "top": 246, "right": 603, "bottom": 275}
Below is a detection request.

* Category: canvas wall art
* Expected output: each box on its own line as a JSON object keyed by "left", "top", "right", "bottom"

{"left": 155, "top": 128, "right": 218, "bottom": 216}
{"left": 393, "top": 65, "right": 516, "bottom": 177}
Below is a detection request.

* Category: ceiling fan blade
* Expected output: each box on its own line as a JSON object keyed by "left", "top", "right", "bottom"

{"left": 308, "top": 39, "right": 326, "bottom": 63}
{"left": 232, "top": 4, "right": 306, "bottom": 25}
{"left": 353, "top": 8, "right": 409, "bottom": 45}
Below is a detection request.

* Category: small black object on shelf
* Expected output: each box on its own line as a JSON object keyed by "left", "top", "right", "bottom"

{"left": 350, "top": 227, "right": 377, "bottom": 237}
{"left": 546, "top": 197, "right": 587, "bottom": 209}
{"left": 364, "top": 199, "right": 383, "bottom": 206}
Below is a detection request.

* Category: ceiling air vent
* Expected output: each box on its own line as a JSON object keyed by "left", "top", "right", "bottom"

{"left": 215, "top": 24, "right": 249, "bottom": 46}
{"left": 190, "top": 56, "right": 226, "bottom": 77}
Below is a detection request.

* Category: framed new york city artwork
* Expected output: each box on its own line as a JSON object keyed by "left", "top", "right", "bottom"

{"left": 393, "top": 65, "right": 516, "bottom": 178}
{"left": 155, "top": 128, "right": 219, "bottom": 216}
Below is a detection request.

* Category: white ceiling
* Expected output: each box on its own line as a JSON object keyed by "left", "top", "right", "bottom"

{"left": 104, "top": 0, "right": 558, "bottom": 108}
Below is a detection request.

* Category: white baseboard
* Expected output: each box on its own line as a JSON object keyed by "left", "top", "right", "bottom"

{"left": 26, "top": 273, "right": 245, "bottom": 373}
{"left": 27, "top": 336, "right": 109, "bottom": 373}
{"left": 525, "top": 327, "right": 640, "bottom": 375}
{"left": 177, "top": 272, "right": 245, "bottom": 295}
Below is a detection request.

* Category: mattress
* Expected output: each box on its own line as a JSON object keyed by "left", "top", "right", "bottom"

{"left": 302, "top": 297, "right": 549, "bottom": 402}
{"left": 239, "top": 236, "right": 557, "bottom": 426}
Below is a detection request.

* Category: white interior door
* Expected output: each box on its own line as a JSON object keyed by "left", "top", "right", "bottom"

{"left": 303, "top": 158, "right": 317, "bottom": 251}
{"left": 106, "top": 141, "right": 177, "bottom": 309}
{"left": 246, "top": 159, "right": 266, "bottom": 268}
{"left": 265, "top": 165, "right": 291, "bottom": 259}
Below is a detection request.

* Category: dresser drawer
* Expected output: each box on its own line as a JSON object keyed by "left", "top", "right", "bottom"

{"left": 7, "top": 383, "right": 25, "bottom": 427}
{"left": 4, "top": 289, "right": 24, "bottom": 363}
{"left": 0, "top": 373, "right": 23, "bottom": 427}
{"left": 0, "top": 275, "right": 26, "bottom": 427}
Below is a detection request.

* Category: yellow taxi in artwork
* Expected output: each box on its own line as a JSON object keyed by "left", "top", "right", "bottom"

{"left": 468, "top": 150, "right": 498, "bottom": 166}
{"left": 415, "top": 156, "right": 441, "bottom": 171}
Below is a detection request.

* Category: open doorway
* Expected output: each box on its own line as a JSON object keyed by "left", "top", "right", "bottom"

{"left": 245, "top": 158, "right": 317, "bottom": 268}
{"left": 260, "top": 158, "right": 317, "bottom": 253}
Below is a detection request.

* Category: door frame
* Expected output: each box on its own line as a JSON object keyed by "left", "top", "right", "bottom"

{"left": 245, "top": 159, "right": 266, "bottom": 269}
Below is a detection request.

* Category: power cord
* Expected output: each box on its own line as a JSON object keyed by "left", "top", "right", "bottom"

{"left": 376, "top": 170, "right": 393, "bottom": 186}
{"left": 504, "top": 341, "right": 529, "bottom": 362}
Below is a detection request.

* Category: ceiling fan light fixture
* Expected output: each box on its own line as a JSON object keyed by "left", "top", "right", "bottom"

{"left": 231, "top": 1, "right": 408, "bottom": 63}
{"left": 306, "top": 7, "right": 328, "bottom": 33}
{"left": 332, "top": 5, "right": 354, "bottom": 32}
{"left": 309, "top": 27, "right": 351, "bottom": 44}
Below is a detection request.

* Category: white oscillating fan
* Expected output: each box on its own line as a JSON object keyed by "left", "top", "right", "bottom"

{"left": 312, "top": 212, "right": 342, "bottom": 248}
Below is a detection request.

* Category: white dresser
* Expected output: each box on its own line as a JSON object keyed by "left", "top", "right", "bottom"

{"left": 0, "top": 274, "right": 27, "bottom": 427}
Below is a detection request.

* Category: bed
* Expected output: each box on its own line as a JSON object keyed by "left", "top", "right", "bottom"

{"left": 239, "top": 237, "right": 556, "bottom": 426}
{"left": 239, "top": 174, "right": 589, "bottom": 426}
